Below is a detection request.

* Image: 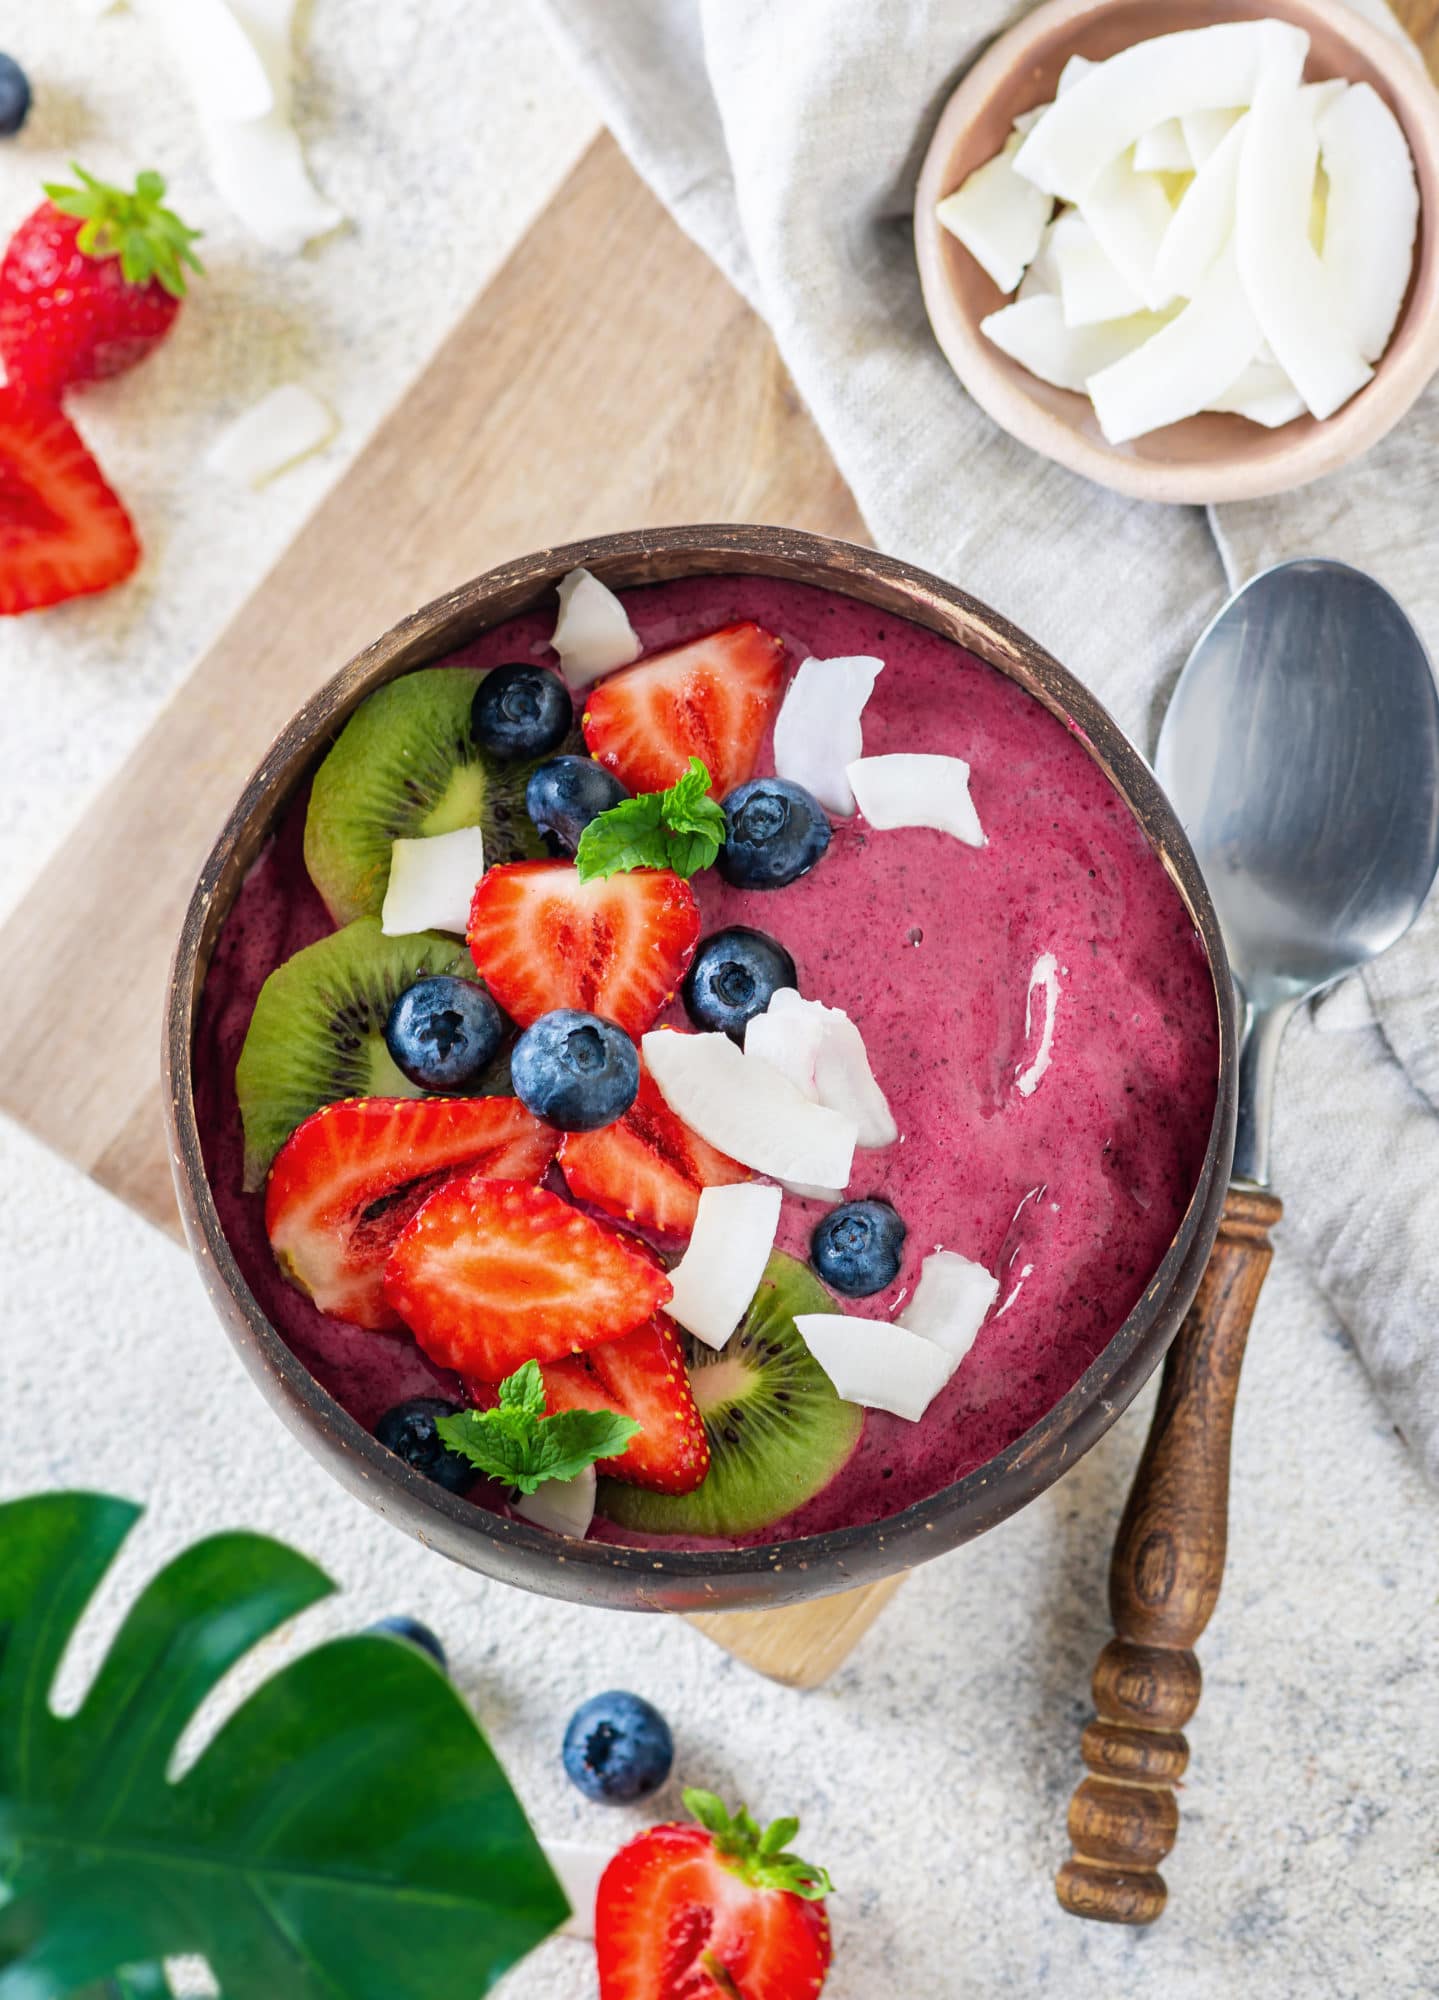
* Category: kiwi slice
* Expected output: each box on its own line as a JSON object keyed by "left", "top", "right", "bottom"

{"left": 600, "top": 1252, "right": 863, "bottom": 1539}
{"left": 235, "top": 917, "right": 507, "bottom": 1190}
{"left": 303, "top": 667, "right": 552, "bottom": 926}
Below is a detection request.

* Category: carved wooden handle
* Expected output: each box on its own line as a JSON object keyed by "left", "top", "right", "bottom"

{"left": 1055, "top": 1182, "right": 1283, "bottom": 1926}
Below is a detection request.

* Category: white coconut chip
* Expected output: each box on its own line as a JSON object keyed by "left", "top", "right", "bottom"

{"left": 514, "top": 1464, "right": 596, "bottom": 1541}
{"left": 1235, "top": 74, "right": 1372, "bottom": 419}
{"left": 1087, "top": 244, "right": 1261, "bottom": 445}
{"left": 795, "top": 1314, "right": 957, "bottom": 1422}
{"left": 641, "top": 1031, "right": 856, "bottom": 1191}
{"left": 206, "top": 382, "right": 337, "bottom": 486}
{"left": 1016, "top": 217, "right": 1062, "bottom": 300}
{"left": 552, "top": 567, "right": 642, "bottom": 690}
{"left": 935, "top": 133, "right": 1054, "bottom": 295}
{"left": 1133, "top": 118, "right": 1192, "bottom": 173}
{"left": 666, "top": 1183, "right": 782, "bottom": 1352}
{"left": 145, "top": 0, "right": 274, "bottom": 118}
{"left": 1051, "top": 209, "right": 1144, "bottom": 327}
{"left": 380, "top": 824, "right": 487, "bottom": 937}
{"left": 1152, "top": 110, "right": 1248, "bottom": 300}
{"left": 745, "top": 989, "right": 897, "bottom": 1148}
{"left": 148, "top": 0, "right": 344, "bottom": 253}
{"left": 772, "top": 655, "right": 883, "bottom": 815}
{"left": 1181, "top": 105, "right": 1243, "bottom": 168}
{"left": 544, "top": 1839, "right": 611, "bottom": 1940}
{"left": 1012, "top": 19, "right": 1307, "bottom": 199}
{"left": 1318, "top": 81, "right": 1420, "bottom": 363}
{"left": 980, "top": 295, "right": 1173, "bottom": 393}
{"left": 1077, "top": 148, "right": 1181, "bottom": 309}
{"left": 1205, "top": 358, "right": 1306, "bottom": 427}
{"left": 1015, "top": 952, "right": 1061, "bottom": 1097}
{"left": 899, "top": 1250, "right": 1000, "bottom": 1367}
{"left": 847, "top": 753, "right": 984, "bottom": 848}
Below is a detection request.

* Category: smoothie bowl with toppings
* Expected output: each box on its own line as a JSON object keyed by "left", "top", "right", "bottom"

{"left": 166, "top": 526, "right": 1235, "bottom": 1613}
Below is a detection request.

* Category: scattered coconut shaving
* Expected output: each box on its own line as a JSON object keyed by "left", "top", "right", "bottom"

{"left": 552, "top": 567, "right": 642, "bottom": 690}
{"left": 206, "top": 382, "right": 337, "bottom": 486}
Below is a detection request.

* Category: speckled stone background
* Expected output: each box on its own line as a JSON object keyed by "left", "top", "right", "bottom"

{"left": 2, "top": 5, "right": 1436, "bottom": 1997}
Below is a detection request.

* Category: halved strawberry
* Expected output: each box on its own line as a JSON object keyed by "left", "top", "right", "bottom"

{"left": 559, "top": 1061, "right": 748, "bottom": 1237}
{"left": 383, "top": 1177, "right": 672, "bottom": 1377}
{"left": 265, "top": 1096, "right": 557, "bottom": 1331}
{"left": 467, "top": 861, "right": 699, "bottom": 1036}
{"left": 511, "top": 1314, "right": 709, "bottom": 1494}
{"left": 0, "top": 386, "right": 140, "bottom": 614}
{"left": 596, "top": 1795, "right": 832, "bottom": 2000}
{"left": 582, "top": 623, "right": 786, "bottom": 799}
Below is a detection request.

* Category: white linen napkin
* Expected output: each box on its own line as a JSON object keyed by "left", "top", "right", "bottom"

{"left": 532, "top": 0, "right": 1439, "bottom": 1484}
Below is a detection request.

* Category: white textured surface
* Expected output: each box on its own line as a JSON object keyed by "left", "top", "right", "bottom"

{"left": 2, "top": 7, "right": 1438, "bottom": 2000}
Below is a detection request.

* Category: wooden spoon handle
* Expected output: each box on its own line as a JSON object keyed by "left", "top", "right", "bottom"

{"left": 1054, "top": 1182, "right": 1283, "bottom": 1925}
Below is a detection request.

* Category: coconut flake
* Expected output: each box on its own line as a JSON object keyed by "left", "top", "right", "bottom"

{"left": 206, "top": 382, "right": 337, "bottom": 486}
{"left": 545, "top": 1839, "right": 611, "bottom": 1940}
{"left": 1052, "top": 210, "right": 1144, "bottom": 327}
{"left": 552, "top": 567, "right": 642, "bottom": 691}
{"left": 380, "top": 825, "right": 487, "bottom": 937}
{"left": 1205, "top": 358, "right": 1305, "bottom": 427}
{"left": 1235, "top": 74, "right": 1372, "bottom": 418}
{"left": 1133, "top": 118, "right": 1192, "bottom": 173}
{"left": 1318, "top": 81, "right": 1420, "bottom": 363}
{"left": 1016, "top": 218, "right": 1062, "bottom": 300}
{"left": 772, "top": 655, "right": 883, "bottom": 816}
{"left": 514, "top": 1464, "right": 596, "bottom": 1541}
{"left": 848, "top": 754, "right": 984, "bottom": 848}
{"left": 796, "top": 1314, "right": 955, "bottom": 1422}
{"left": 936, "top": 133, "right": 1055, "bottom": 295}
{"left": 899, "top": 1250, "right": 999, "bottom": 1367}
{"left": 980, "top": 295, "right": 1174, "bottom": 392}
{"left": 1181, "top": 105, "right": 1243, "bottom": 167}
{"left": 746, "top": 989, "right": 897, "bottom": 1148}
{"left": 1152, "top": 110, "right": 1247, "bottom": 300}
{"left": 1014, "top": 952, "right": 1061, "bottom": 1097}
{"left": 666, "top": 1183, "right": 782, "bottom": 1351}
{"left": 1013, "top": 19, "right": 1307, "bottom": 198}
{"left": 1077, "top": 147, "right": 1180, "bottom": 309}
{"left": 1087, "top": 243, "right": 1261, "bottom": 445}
{"left": 145, "top": 0, "right": 274, "bottom": 118}
{"left": 642, "top": 1030, "right": 856, "bottom": 1190}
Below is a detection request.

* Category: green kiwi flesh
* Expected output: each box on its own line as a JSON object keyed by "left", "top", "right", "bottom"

{"left": 599, "top": 1252, "right": 863, "bottom": 1539}
{"left": 235, "top": 917, "right": 504, "bottom": 1189}
{"left": 303, "top": 667, "right": 553, "bottom": 926}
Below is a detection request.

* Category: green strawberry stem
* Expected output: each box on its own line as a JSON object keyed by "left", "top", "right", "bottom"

{"left": 683, "top": 1788, "right": 833, "bottom": 1901}
{"left": 43, "top": 164, "right": 204, "bottom": 298}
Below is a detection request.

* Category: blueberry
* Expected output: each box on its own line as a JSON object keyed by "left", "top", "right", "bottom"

{"left": 385, "top": 974, "right": 505, "bottom": 1090}
{"left": 374, "top": 1398, "right": 474, "bottom": 1493}
{"left": 471, "top": 664, "right": 572, "bottom": 762}
{"left": 365, "top": 1614, "right": 448, "bottom": 1673}
{"left": 526, "top": 755, "right": 629, "bottom": 853}
{"left": 810, "top": 1199, "right": 907, "bottom": 1297}
{"left": 0, "top": 56, "right": 31, "bottom": 138}
{"left": 511, "top": 1009, "right": 639, "bottom": 1131}
{"left": 562, "top": 1690, "right": 674, "bottom": 1804}
{"left": 683, "top": 926, "right": 797, "bottom": 1040}
{"left": 718, "top": 778, "right": 831, "bottom": 890}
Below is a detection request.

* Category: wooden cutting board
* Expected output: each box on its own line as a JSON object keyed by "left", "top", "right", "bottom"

{"left": 0, "top": 133, "right": 881, "bottom": 1688}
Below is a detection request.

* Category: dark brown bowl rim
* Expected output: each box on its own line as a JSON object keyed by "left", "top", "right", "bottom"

{"left": 164, "top": 523, "right": 1237, "bottom": 1609}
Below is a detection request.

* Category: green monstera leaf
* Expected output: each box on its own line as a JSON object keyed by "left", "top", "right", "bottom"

{"left": 0, "top": 1493, "right": 567, "bottom": 2000}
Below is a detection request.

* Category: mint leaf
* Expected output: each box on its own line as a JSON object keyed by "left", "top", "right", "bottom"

{"left": 575, "top": 757, "right": 726, "bottom": 882}
{"left": 436, "top": 1366, "right": 638, "bottom": 1495}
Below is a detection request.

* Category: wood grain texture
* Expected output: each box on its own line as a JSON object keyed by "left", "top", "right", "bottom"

{"left": 1055, "top": 1184, "right": 1283, "bottom": 1924}
{"left": 689, "top": 1573, "right": 907, "bottom": 1687}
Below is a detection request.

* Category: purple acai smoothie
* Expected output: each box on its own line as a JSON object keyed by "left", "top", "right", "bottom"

{"left": 195, "top": 573, "right": 1218, "bottom": 1547}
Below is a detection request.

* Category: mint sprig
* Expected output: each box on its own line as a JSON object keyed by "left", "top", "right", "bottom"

{"left": 684, "top": 1788, "right": 833, "bottom": 1901}
{"left": 575, "top": 756, "right": 726, "bottom": 882}
{"left": 44, "top": 164, "right": 204, "bottom": 298}
{"left": 435, "top": 1360, "right": 637, "bottom": 1494}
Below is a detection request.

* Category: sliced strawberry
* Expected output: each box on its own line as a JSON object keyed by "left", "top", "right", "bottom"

{"left": 383, "top": 1178, "right": 672, "bottom": 1377}
{"left": 559, "top": 1061, "right": 748, "bottom": 1237}
{"left": 582, "top": 624, "right": 786, "bottom": 800}
{"left": 0, "top": 386, "right": 140, "bottom": 614}
{"left": 468, "top": 861, "right": 699, "bottom": 1036}
{"left": 265, "top": 1096, "right": 557, "bottom": 1331}
{"left": 488, "top": 1313, "right": 709, "bottom": 1494}
{"left": 596, "top": 1802, "right": 832, "bottom": 2000}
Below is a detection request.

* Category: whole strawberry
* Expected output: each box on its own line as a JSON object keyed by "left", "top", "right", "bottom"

{"left": 0, "top": 164, "right": 202, "bottom": 398}
{"left": 596, "top": 1789, "right": 833, "bottom": 1999}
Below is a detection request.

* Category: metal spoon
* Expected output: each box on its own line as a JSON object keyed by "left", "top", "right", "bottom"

{"left": 1056, "top": 558, "right": 1439, "bottom": 1927}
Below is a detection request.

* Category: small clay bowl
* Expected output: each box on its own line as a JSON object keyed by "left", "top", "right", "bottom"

{"left": 915, "top": 0, "right": 1439, "bottom": 504}
{"left": 165, "top": 525, "right": 1237, "bottom": 1615}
